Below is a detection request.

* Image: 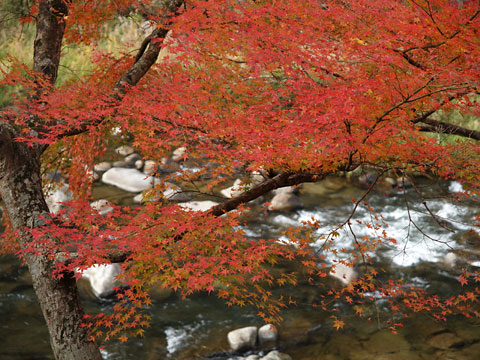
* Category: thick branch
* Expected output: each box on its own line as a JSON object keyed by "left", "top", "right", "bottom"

{"left": 209, "top": 172, "right": 329, "bottom": 217}
{"left": 417, "top": 119, "right": 480, "bottom": 140}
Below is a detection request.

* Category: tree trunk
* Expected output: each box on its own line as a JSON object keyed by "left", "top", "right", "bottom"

{"left": 0, "top": 123, "right": 102, "bottom": 360}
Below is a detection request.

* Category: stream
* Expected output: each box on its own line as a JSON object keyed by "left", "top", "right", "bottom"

{"left": 1, "top": 176, "right": 480, "bottom": 359}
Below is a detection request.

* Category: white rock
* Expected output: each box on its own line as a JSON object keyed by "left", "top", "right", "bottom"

{"left": 221, "top": 179, "right": 245, "bottom": 198}
{"left": 449, "top": 181, "right": 463, "bottom": 193}
{"left": 258, "top": 324, "right": 278, "bottom": 344}
{"left": 115, "top": 145, "right": 134, "bottom": 156}
{"left": 143, "top": 160, "right": 157, "bottom": 175}
{"left": 133, "top": 193, "right": 144, "bottom": 203}
{"left": 329, "top": 263, "right": 357, "bottom": 285}
{"left": 44, "top": 184, "right": 73, "bottom": 215}
{"left": 251, "top": 170, "right": 265, "bottom": 185}
{"left": 90, "top": 199, "right": 114, "bottom": 216}
{"left": 444, "top": 252, "right": 458, "bottom": 267}
{"left": 261, "top": 350, "right": 292, "bottom": 360}
{"left": 272, "top": 186, "right": 296, "bottom": 195}
{"left": 178, "top": 201, "right": 219, "bottom": 212}
{"left": 245, "top": 355, "right": 260, "bottom": 360}
{"left": 94, "top": 161, "right": 112, "bottom": 172}
{"left": 135, "top": 159, "right": 144, "bottom": 170}
{"left": 80, "top": 263, "right": 122, "bottom": 298}
{"left": 163, "top": 182, "right": 191, "bottom": 201}
{"left": 268, "top": 193, "right": 301, "bottom": 211}
{"left": 227, "top": 326, "right": 258, "bottom": 351}
{"left": 102, "top": 168, "right": 155, "bottom": 193}
{"left": 172, "top": 146, "right": 186, "bottom": 162}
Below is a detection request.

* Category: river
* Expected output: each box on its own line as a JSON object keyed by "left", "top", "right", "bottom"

{"left": 1, "top": 176, "right": 479, "bottom": 359}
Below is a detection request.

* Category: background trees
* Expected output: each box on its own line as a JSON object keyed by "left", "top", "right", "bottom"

{"left": 1, "top": 0, "right": 480, "bottom": 359}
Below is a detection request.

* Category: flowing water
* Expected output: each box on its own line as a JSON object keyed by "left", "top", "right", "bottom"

{"left": 1, "top": 176, "right": 480, "bottom": 359}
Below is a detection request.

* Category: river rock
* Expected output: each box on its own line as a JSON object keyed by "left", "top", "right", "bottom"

{"left": 272, "top": 186, "right": 298, "bottom": 195}
{"left": 80, "top": 263, "right": 122, "bottom": 298}
{"left": 115, "top": 145, "right": 134, "bottom": 156}
{"left": 245, "top": 355, "right": 260, "bottom": 360}
{"left": 444, "top": 252, "right": 458, "bottom": 267}
{"left": 90, "top": 199, "right": 114, "bottom": 216}
{"left": 163, "top": 182, "right": 191, "bottom": 201}
{"left": 125, "top": 153, "right": 142, "bottom": 165}
{"left": 102, "top": 168, "right": 156, "bottom": 192}
{"left": 172, "top": 146, "right": 186, "bottom": 162}
{"left": 221, "top": 179, "right": 245, "bottom": 198}
{"left": 329, "top": 263, "right": 357, "bottom": 285}
{"left": 251, "top": 170, "right": 265, "bottom": 185}
{"left": 258, "top": 324, "right": 278, "bottom": 344}
{"left": 261, "top": 350, "right": 292, "bottom": 360}
{"left": 178, "top": 201, "right": 219, "bottom": 212}
{"left": 268, "top": 193, "right": 301, "bottom": 211}
{"left": 112, "top": 160, "right": 130, "bottom": 168}
{"left": 94, "top": 161, "right": 112, "bottom": 172}
{"left": 426, "top": 332, "right": 463, "bottom": 349}
{"left": 227, "top": 326, "right": 258, "bottom": 351}
{"left": 143, "top": 160, "right": 157, "bottom": 175}
{"left": 135, "top": 159, "right": 144, "bottom": 170}
{"left": 44, "top": 184, "right": 73, "bottom": 215}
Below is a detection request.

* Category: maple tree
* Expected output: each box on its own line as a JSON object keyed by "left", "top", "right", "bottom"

{"left": 1, "top": 0, "right": 480, "bottom": 359}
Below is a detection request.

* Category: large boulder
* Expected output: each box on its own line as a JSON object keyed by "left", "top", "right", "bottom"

{"left": 80, "top": 263, "right": 123, "bottom": 299}
{"left": 227, "top": 326, "right": 258, "bottom": 351}
{"left": 102, "top": 168, "right": 157, "bottom": 192}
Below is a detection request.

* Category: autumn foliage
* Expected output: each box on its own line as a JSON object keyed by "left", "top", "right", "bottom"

{"left": 1, "top": 0, "right": 480, "bottom": 345}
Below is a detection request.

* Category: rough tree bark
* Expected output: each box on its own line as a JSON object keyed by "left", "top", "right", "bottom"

{"left": 0, "top": 124, "right": 102, "bottom": 359}
{"left": 0, "top": 2, "right": 103, "bottom": 358}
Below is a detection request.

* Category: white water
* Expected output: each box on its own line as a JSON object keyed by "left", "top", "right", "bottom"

{"left": 253, "top": 180, "right": 478, "bottom": 267}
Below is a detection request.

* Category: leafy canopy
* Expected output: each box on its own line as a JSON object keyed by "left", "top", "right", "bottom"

{"left": 1, "top": 0, "right": 480, "bottom": 342}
